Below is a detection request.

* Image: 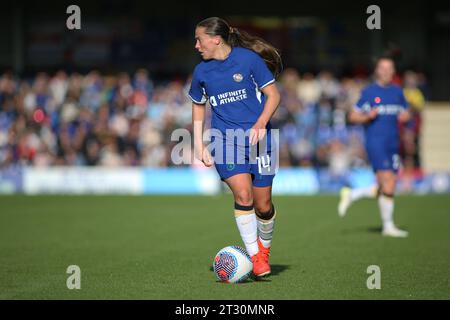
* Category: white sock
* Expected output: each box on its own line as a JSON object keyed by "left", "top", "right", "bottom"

{"left": 378, "top": 194, "right": 395, "bottom": 230}
{"left": 235, "top": 207, "right": 258, "bottom": 257}
{"left": 257, "top": 210, "right": 276, "bottom": 249}
{"left": 350, "top": 185, "right": 377, "bottom": 201}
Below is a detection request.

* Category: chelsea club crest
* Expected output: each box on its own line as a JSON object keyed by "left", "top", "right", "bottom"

{"left": 233, "top": 73, "right": 243, "bottom": 82}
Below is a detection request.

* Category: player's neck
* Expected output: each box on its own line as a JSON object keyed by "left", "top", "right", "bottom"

{"left": 214, "top": 45, "right": 232, "bottom": 61}
{"left": 376, "top": 80, "right": 391, "bottom": 87}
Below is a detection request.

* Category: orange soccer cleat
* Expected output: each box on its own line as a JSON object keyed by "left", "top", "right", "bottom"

{"left": 257, "top": 238, "right": 271, "bottom": 263}
{"left": 251, "top": 239, "right": 271, "bottom": 277}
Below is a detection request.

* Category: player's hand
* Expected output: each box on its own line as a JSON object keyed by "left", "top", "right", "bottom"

{"left": 398, "top": 110, "right": 411, "bottom": 123}
{"left": 249, "top": 120, "right": 267, "bottom": 145}
{"left": 366, "top": 108, "right": 378, "bottom": 121}
{"left": 201, "top": 147, "right": 214, "bottom": 167}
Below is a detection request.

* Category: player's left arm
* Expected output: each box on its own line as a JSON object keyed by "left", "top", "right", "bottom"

{"left": 398, "top": 89, "right": 411, "bottom": 123}
{"left": 248, "top": 51, "right": 281, "bottom": 145}
{"left": 250, "top": 83, "right": 280, "bottom": 145}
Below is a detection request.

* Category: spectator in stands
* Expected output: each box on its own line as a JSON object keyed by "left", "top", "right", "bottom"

{"left": 402, "top": 70, "right": 425, "bottom": 168}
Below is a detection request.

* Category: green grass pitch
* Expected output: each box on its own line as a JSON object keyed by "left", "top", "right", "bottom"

{"left": 1, "top": 194, "right": 449, "bottom": 299}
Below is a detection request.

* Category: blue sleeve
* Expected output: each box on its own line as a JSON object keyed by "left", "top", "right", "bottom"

{"left": 250, "top": 52, "right": 275, "bottom": 89}
{"left": 354, "top": 88, "right": 371, "bottom": 112}
{"left": 188, "top": 67, "right": 207, "bottom": 104}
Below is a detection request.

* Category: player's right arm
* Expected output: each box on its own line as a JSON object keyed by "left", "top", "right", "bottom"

{"left": 348, "top": 108, "right": 378, "bottom": 124}
{"left": 189, "top": 67, "right": 213, "bottom": 167}
{"left": 347, "top": 87, "right": 378, "bottom": 124}
{"left": 192, "top": 102, "right": 213, "bottom": 167}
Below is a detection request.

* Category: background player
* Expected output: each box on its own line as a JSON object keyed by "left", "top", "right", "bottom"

{"left": 338, "top": 56, "right": 411, "bottom": 237}
{"left": 189, "top": 17, "right": 282, "bottom": 276}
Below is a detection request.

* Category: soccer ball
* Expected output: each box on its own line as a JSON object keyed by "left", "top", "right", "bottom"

{"left": 213, "top": 246, "right": 253, "bottom": 283}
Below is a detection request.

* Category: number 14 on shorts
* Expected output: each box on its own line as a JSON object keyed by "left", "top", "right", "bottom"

{"left": 256, "top": 155, "right": 271, "bottom": 175}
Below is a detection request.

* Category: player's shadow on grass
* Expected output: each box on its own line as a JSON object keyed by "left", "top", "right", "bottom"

{"left": 342, "top": 226, "right": 382, "bottom": 235}
{"left": 342, "top": 225, "right": 410, "bottom": 235}
{"left": 270, "top": 264, "right": 289, "bottom": 276}
{"left": 209, "top": 264, "right": 289, "bottom": 283}
{"left": 367, "top": 226, "right": 409, "bottom": 234}
{"left": 367, "top": 226, "right": 383, "bottom": 233}
{"left": 252, "top": 264, "right": 290, "bottom": 282}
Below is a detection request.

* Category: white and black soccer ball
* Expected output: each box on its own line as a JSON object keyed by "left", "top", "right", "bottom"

{"left": 213, "top": 246, "right": 253, "bottom": 283}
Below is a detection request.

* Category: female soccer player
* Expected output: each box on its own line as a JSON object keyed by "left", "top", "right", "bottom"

{"left": 189, "top": 17, "right": 282, "bottom": 277}
{"left": 338, "top": 56, "right": 410, "bottom": 237}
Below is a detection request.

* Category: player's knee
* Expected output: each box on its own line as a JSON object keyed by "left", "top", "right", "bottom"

{"left": 234, "top": 190, "right": 253, "bottom": 206}
{"left": 381, "top": 189, "right": 395, "bottom": 197}
{"left": 255, "top": 199, "right": 272, "bottom": 217}
{"left": 378, "top": 173, "right": 396, "bottom": 194}
{"left": 383, "top": 179, "right": 396, "bottom": 194}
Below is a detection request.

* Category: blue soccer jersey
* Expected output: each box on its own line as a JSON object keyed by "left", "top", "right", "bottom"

{"left": 188, "top": 47, "right": 276, "bottom": 186}
{"left": 188, "top": 47, "right": 275, "bottom": 133}
{"left": 354, "top": 82, "right": 409, "bottom": 172}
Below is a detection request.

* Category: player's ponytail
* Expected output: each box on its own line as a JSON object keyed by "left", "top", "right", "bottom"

{"left": 197, "top": 17, "right": 283, "bottom": 78}
{"left": 228, "top": 28, "right": 283, "bottom": 79}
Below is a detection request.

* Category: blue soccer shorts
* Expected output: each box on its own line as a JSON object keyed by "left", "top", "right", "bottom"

{"left": 366, "top": 142, "right": 400, "bottom": 173}
{"left": 211, "top": 135, "right": 276, "bottom": 187}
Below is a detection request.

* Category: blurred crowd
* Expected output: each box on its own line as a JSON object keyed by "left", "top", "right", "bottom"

{"left": 0, "top": 67, "right": 427, "bottom": 172}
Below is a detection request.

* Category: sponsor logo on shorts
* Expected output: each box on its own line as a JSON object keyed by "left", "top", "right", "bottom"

{"left": 226, "top": 163, "right": 235, "bottom": 171}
